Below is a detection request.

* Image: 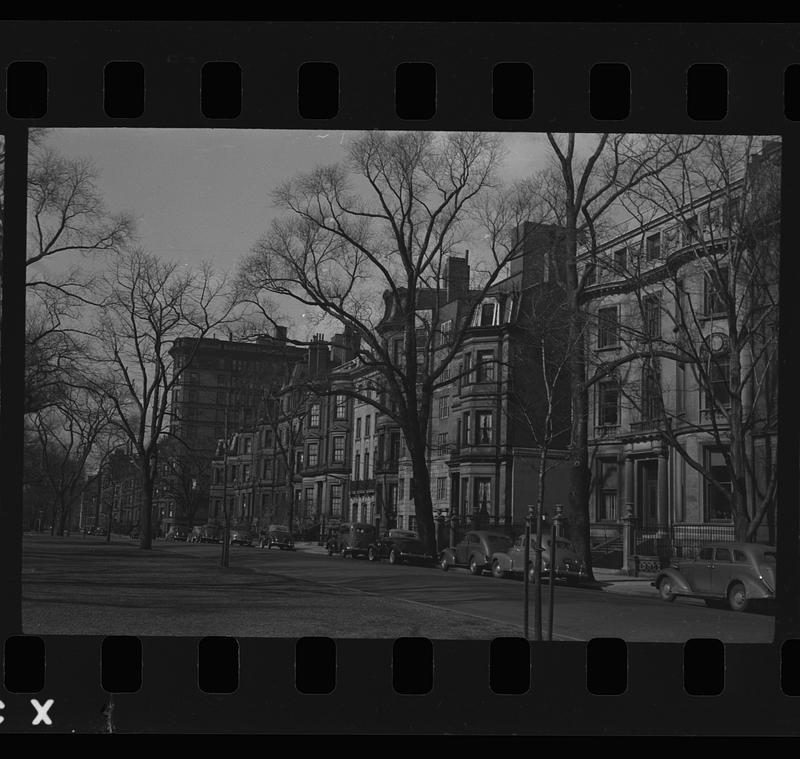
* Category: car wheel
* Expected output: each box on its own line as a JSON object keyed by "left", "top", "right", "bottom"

{"left": 389, "top": 549, "right": 399, "bottom": 565}
{"left": 658, "top": 577, "right": 677, "bottom": 602}
{"left": 440, "top": 556, "right": 450, "bottom": 571}
{"left": 368, "top": 547, "right": 377, "bottom": 562}
{"left": 468, "top": 556, "right": 482, "bottom": 576}
{"left": 728, "top": 582, "right": 749, "bottom": 612}
{"left": 491, "top": 560, "right": 505, "bottom": 579}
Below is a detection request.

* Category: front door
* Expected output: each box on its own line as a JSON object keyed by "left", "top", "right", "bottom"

{"left": 639, "top": 460, "right": 659, "bottom": 533}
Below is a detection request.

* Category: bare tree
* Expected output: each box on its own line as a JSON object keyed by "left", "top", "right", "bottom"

{"left": 611, "top": 136, "right": 781, "bottom": 542}
{"left": 22, "top": 139, "right": 135, "bottom": 414}
{"left": 240, "top": 130, "right": 546, "bottom": 556}
{"left": 536, "top": 132, "right": 705, "bottom": 575}
{"left": 29, "top": 384, "right": 116, "bottom": 535}
{"left": 89, "top": 248, "right": 240, "bottom": 549}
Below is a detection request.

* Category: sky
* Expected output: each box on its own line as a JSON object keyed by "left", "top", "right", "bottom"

{"left": 35, "top": 128, "right": 557, "bottom": 337}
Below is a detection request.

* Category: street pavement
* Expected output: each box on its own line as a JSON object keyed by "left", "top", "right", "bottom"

{"left": 293, "top": 541, "right": 659, "bottom": 598}
{"left": 20, "top": 534, "right": 774, "bottom": 641}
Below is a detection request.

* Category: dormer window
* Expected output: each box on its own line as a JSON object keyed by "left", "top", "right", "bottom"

{"left": 472, "top": 299, "right": 500, "bottom": 327}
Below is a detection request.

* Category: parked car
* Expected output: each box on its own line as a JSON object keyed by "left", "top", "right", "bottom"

{"left": 188, "top": 525, "right": 223, "bottom": 543}
{"left": 328, "top": 522, "right": 377, "bottom": 559}
{"left": 367, "top": 529, "right": 436, "bottom": 566}
{"left": 652, "top": 542, "right": 776, "bottom": 612}
{"left": 490, "top": 534, "right": 588, "bottom": 584}
{"left": 165, "top": 526, "right": 189, "bottom": 542}
{"left": 260, "top": 530, "right": 295, "bottom": 550}
{"left": 438, "top": 530, "right": 515, "bottom": 575}
{"left": 229, "top": 529, "right": 256, "bottom": 546}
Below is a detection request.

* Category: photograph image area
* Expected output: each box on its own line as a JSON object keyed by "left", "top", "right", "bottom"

{"left": 18, "top": 129, "right": 780, "bottom": 643}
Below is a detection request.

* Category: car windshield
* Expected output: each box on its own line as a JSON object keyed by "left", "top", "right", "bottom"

{"left": 486, "top": 536, "right": 513, "bottom": 551}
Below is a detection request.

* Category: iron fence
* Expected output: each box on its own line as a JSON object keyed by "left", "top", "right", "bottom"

{"left": 668, "top": 522, "right": 736, "bottom": 559}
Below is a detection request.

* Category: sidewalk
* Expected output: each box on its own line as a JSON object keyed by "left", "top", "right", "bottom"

{"left": 294, "top": 543, "right": 658, "bottom": 597}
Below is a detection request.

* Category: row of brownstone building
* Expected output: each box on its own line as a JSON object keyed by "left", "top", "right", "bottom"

{"left": 91, "top": 139, "right": 779, "bottom": 566}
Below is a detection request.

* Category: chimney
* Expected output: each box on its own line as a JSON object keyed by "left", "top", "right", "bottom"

{"left": 274, "top": 325, "right": 288, "bottom": 342}
{"left": 308, "top": 333, "right": 329, "bottom": 377}
{"left": 443, "top": 253, "right": 470, "bottom": 303}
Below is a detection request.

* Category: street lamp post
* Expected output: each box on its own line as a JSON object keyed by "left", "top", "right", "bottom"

{"left": 523, "top": 505, "right": 533, "bottom": 639}
{"left": 548, "top": 505, "right": 564, "bottom": 642}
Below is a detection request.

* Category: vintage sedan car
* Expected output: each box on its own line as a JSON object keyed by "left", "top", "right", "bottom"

{"left": 491, "top": 534, "right": 589, "bottom": 584}
{"left": 367, "top": 529, "right": 436, "bottom": 565}
{"left": 260, "top": 530, "right": 295, "bottom": 551}
{"left": 188, "top": 525, "right": 223, "bottom": 543}
{"left": 165, "top": 526, "right": 189, "bottom": 542}
{"left": 229, "top": 529, "right": 256, "bottom": 546}
{"left": 652, "top": 542, "right": 776, "bottom": 612}
{"left": 439, "top": 530, "right": 515, "bottom": 575}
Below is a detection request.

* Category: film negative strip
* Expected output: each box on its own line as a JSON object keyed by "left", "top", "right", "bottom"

{"left": 1, "top": 20, "right": 799, "bottom": 735}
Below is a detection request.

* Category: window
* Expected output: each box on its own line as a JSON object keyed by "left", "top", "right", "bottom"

{"left": 598, "top": 381, "right": 619, "bottom": 426}
{"left": 408, "top": 516, "right": 417, "bottom": 531}
{"left": 398, "top": 479, "right": 405, "bottom": 501}
{"left": 704, "top": 267, "right": 729, "bottom": 315}
{"left": 356, "top": 418, "right": 362, "bottom": 439}
{"left": 705, "top": 351, "right": 730, "bottom": 409}
{"left": 613, "top": 247, "right": 627, "bottom": 270}
{"left": 597, "top": 306, "right": 619, "bottom": 349}
{"left": 439, "top": 320, "right": 453, "bottom": 346}
{"left": 676, "top": 360, "right": 686, "bottom": 415}
{"left": 242, "top": 464, "right": 250, "bottom": 480}
{"left": 646, "top": 232, "right": 661, "bottom": 260}
{"left": 643, "top": 295, "right": 661, "bottom": 339}
{"left": 295, "top": 449, "right": 304, "bottom": 470}
{"left": 214, "top": 467, "right": 222, "bottom": 485}
{"left": 437, "top": 432, "right": 449, "bottom": 455}
{"left": 683, "top": 215, "right": 701, "bottom": 244}
{"left": 304, "top": 487, "right": 315, "bottom": 515}
{"left": 462, "top": 354, "right": 472, "bottom": 385}
{"left": 476, "top": 351, "right": 495, "bottom": 383}
{"left": 476, "top": 412, "right": 493, "bottom": 444}
{"left": 330, "top": 484, "right": 343, "bottom": 517}
{"left": 243, "top": 437, "right": 252, "bottom": 454}
{"left": 476, "top": 479, "right": 492, "bottom": 514}
{"left": 334, "top": 395, "right": 347, "bottom": 420}
{"left": 364, "top": 415, "right": 371, "bottom": 438}
{"left": 478, "top": 300, "right": 499, "bottom": 326}
{"left": 364, "top": 452, "right": 370, "bottom": 479}
{"left": 439, "top": 396, "right": 449, "bottom": 419}
{"left": 332, "top": 436, "right": 345, "bottom": 464}
{"left": 705, "top": 448, "right": 732, "bottom": 521}
{"left": 390, "top": 432, "right": 401, "bottom": 463}
{"left": 354, "top": 452, "right": 361, "bottom": 479}
{"left": 309, "top": 403, "right": 320, "bottom": 428}
{"left": 642, "top": 364, "right": 662, "bottom": 421}
{"left": 715, "top": 547, "right": 732, "bottom": 562}
{"left": 462, "top": 412, "right": 472, "bottom": 446}
{"left": 584, "top": 262, "right": 597, "bottom": 285}
{"left": 262, "top": 458, "right": 272, "bottom": 480}
{"left": 307, "top": 442, "right": 319, "bottom": 467}
{"left": 436, "top": 477, "right": 448, "bottom": 501}
{"left": 597, "top": 460, "right": 618, "bottom": 521}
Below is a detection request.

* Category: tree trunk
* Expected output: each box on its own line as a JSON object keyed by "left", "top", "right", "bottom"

{"left": 408, "top": 433, "right": 435, "bottom": 556}
{"left": 139, "top": 472, "right": 153, "bottom": 549}
{"left": 57, "top": 499, "right": 70, "bottom": 536}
